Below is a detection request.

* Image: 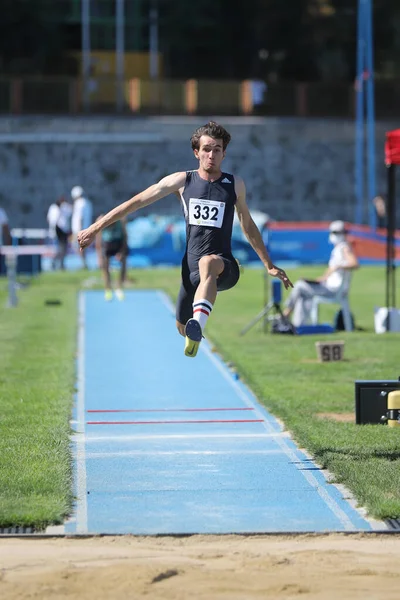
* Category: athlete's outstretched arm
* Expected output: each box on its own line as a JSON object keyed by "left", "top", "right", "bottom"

{"left": 77, "top": 172, "right": 186, "bottom": 249}
{"left": 235, "top": 177, "right": 293, "bottom": 289}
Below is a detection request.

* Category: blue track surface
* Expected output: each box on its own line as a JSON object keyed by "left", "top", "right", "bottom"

{"left": 67, "top": 290, "right": 379, "bottom": 534}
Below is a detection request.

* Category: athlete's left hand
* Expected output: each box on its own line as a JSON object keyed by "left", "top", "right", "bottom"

{"left": 267, "top": 265, "right": 294, "bottom": 289}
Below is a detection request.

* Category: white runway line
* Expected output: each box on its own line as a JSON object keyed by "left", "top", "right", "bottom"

{"left": 85, "top": 449, "right": 285, "bottom": 459}
{"left": 76, "top": 293, "right": 88, "bottom": 534}
{"left": 84, "top": 432, "right": 289, "bottom": 442}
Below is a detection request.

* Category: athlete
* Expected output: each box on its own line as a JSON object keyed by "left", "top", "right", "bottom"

{"left": 77, "top": 121, "right": 293, "bottom": 357}
{"left": 95, "top": 216, "right": 128, "bottom": 301}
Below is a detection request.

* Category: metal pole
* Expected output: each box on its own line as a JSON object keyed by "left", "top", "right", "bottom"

{"left": 149, "top": 0, "right": 159, "bottom": 79}
{"left": 355, "top": 0, "right": 366, "bottom": 225}
{"left": 81, "top": 0, "right": 91, "bottom": 112}
{"left": 116, "top": 0, "right": 125, "bottom": 112}
{"left": 386, "top": 163, "right": 396, "bottom": 330}
{"left": 365, "top": 0, "right": 377, "bottom": 229}
{"left": 5, "top": 254, "right": 18, "bottom": 307}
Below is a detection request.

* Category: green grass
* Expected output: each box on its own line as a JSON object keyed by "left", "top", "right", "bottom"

{"left": 0, "top": 264, "right": 399, "bottom": 527}
{"left": 0, "top": 273, "right": 80, "bottom": 528}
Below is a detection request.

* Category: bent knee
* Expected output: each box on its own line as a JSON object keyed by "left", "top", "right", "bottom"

{"left": 198, "top": 254, "right": 224, "bottom": 276}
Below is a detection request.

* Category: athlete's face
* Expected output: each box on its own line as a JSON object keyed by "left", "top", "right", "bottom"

{"left": 194, "top": 135, "right": 225, "bottom": 174}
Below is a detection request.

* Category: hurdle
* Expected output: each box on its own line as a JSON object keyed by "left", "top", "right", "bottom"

{"left": 0, "top": 245, "right": 56, "bottom": 307}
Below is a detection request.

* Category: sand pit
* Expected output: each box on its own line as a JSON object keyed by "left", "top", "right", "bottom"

{"left": 1, "top": 533, "right": 400, "bottom": 599}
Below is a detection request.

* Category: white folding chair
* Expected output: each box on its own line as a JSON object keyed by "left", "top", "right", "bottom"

{"left": 310, "top": 289, "right": 353, "bottom": 331}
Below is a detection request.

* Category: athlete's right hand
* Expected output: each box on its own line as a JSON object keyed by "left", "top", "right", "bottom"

{"left": 77, "top": 227, "right": 96, "bottom": 251}
{"left": 267, "top": 265, "right": 294, "bottom": 290}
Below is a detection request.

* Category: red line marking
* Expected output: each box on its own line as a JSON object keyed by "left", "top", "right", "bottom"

{"left": 87, "top": 407, "right": 254, "bottom": 413}
{"left": 86, "top": 419, "right": 264, "bottom": 425}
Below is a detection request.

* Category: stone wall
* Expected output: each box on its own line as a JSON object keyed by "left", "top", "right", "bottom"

{"left": 0, "top": 115, "right": 396, "bottom": 228}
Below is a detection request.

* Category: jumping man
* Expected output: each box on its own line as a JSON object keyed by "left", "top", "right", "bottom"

{"left": 77, "top": 121, "right": 293, "bottom": 357}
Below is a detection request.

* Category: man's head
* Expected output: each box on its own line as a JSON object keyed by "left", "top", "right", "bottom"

{"left": 191, "top": 122, "right": 231, "bottom": 174}
{"left": 329, "top": 220, "right": 347, "bottom": 245}
{"left": 71, "top": 186, "right": 84, "bottom": 201}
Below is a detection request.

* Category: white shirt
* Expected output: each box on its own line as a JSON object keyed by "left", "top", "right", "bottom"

{"left": 326, "top": 241, "right": 353, "bottom": 293}
{"left": 57, "top": 201, "right": 73, "bottom": 234}
{"left": 47, "top": 204, "right": 60, "bottom": 238}
{"left": 0, "top": 207, "right": 8, "bottom": 246}
{"left": 72, "top": 197, "right": 93, "bottom": 233}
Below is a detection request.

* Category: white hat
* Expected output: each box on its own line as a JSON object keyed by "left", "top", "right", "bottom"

{"left": 329, "top": 220, "right": 347, "bottom": 233}
{"left": 71, "top": 186, "right": 84, "bottom": 200}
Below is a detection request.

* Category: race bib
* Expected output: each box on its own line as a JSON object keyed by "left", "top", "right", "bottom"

{"left": 188, "top": 198, "right": 225, "bottom": 228}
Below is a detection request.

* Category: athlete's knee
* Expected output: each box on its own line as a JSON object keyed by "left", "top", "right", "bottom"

{"left": 198, "top": 255, "right": 224, "bottom": 278}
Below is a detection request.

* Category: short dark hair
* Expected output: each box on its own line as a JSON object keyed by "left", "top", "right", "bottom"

{"left": 191, "top": 121, "right": 231, "bottom": 151}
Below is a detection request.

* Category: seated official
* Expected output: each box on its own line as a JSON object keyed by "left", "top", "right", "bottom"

{"left": 282, "top": 221, "right": 359, "bottom": 327}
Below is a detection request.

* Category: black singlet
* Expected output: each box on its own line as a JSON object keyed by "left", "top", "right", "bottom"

{"left": 180, "top": 170, "right": 237, "bottom": 258}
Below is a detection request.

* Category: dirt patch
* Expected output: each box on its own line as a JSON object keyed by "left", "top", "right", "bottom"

{"left": 316, "top": 412, "right": 355, "bottom": 423}
{"left": 1, "top": 534, "right": 400, "bottom": 599}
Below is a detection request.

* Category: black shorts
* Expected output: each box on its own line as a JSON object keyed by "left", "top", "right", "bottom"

{"left": 176, "top": 252, "right": 240, "bottom": 324}
{"left": 103, "top": 240, "right": 126, "bottom": 258}
{"left": 55, "top": 225, "right": 69, "bottom": 244}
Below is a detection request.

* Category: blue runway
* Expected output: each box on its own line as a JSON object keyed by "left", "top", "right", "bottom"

{"left": 67, "top": 290, "right": 381, "bottom": 534}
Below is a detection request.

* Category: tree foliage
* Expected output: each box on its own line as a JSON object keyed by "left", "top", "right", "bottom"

{"left": 161, "top": 0, "right": 400, "bottom": 80}
{"left": 0, "top": 0, "right": 68, "bottom": 75}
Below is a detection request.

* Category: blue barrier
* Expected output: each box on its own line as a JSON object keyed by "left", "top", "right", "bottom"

{"left": 268, "top": 229, "right": 331, "bottom": 264}
{"left": 35, "top": 218, "right": 400, "bottom": 271}
{"left": 296, "top": 324, "right": 335, "bottom": 335}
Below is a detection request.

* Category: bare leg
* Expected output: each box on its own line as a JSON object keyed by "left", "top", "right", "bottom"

{"left": 118, "top": 255, "right": 127, "bottom": 289}
{"left": 81, "top": 247, "right": 88, "bottom": 269}
{"left": 184, "top": 255, "right": 224, "bottom": 358}
{"left": 194, "top": 254, "right": 224, "bottom": 305}
{"left": 54, "top": 242, "right": 62, "bottom": 270}
{"left": 101, "top": 256, "right": 111, "bottom": 290}
{"left": 59, "top": 239, "right": 67, "bottom": 270}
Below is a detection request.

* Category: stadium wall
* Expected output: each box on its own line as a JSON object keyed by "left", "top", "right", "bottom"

{"left": 0, "top": 116, "right": 397, "bottom": 228}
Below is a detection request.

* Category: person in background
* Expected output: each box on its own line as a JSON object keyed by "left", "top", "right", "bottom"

{"left": 71, "top": 186, "right": 93, "bottom": 269}
{"left": 47, "top": 196, "right": 72, "bottom": 270}
{"left": 47, "top": 199, "right": 60, "bottom": 243}
{"left": 95, "top": 215, "right": 128, "bottom": 301}
{"left": 373, "top": 196, "right": 386, "bottom": 229}
{"left": 0, "top": 206, "right": 12, "bottom": 246}
{"left": 282, "top": 220, "right": 359, "bottom": 327}
{"left": 0, "top": 206, "right": 12, "bottom": 276}
{"left": 55, "top": 196, "right": 73, "bottom": 270}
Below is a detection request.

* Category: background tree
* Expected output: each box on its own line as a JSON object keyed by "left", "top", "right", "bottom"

{"left": 1, "top": 0, "right": 399, "bottom": 81}
{"left": 0, "top": 0, "right": 68, "bottom": 75}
